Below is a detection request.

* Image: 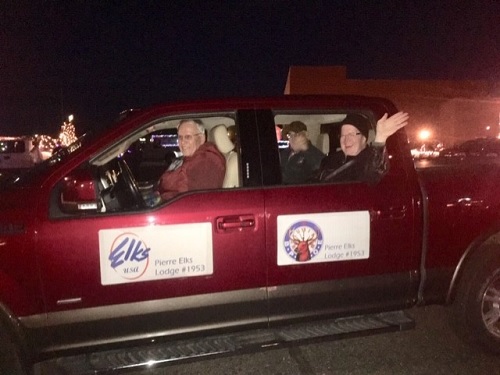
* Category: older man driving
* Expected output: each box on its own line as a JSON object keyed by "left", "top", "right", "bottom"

{"left": 158, "top": 119, "right": 226, "bottom": 200}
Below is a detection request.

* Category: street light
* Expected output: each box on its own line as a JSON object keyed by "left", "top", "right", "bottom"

{"left": 418, "top": 129, "right": 432, "bottom": 141}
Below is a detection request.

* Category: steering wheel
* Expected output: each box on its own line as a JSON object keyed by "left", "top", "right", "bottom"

{"left": 117, "top": 158, "right": 145, "bottom": 209}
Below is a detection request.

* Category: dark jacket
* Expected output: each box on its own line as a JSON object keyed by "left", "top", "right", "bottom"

{"left": 280, "top": 143, "right": 325, "bottom": 184}
{"left": 158, "top": 142, "right": 225, "bottom": 200}
{"left": 317, "top": 143, "right": 388, "bottom": 184}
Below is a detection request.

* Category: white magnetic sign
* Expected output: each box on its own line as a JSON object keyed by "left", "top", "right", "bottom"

{"left": 277, "top": 211, "right": 370, "bottom": 266}
{"left": 99, "top": 222, "right": 213, "bottom": 285}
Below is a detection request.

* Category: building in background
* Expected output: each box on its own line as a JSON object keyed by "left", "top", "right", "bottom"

{"left": 284, "top": 66, "right": 499, "bottom": 146}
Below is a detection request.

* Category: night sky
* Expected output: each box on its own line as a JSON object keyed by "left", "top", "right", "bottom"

{"left": 1, "top": 1, "right": 498, "bottom": 136}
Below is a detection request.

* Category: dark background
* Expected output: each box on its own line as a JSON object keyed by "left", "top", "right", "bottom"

{"left": 1, "top": 1, "right": 498, "bottom": 136}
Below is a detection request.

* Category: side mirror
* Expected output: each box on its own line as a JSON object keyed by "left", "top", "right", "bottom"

{"left": 60, "top": 169, "right": 99, "bottom": 213}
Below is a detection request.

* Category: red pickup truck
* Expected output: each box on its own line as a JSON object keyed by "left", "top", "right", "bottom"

{"left": 1, "top": 96, "right": 499, "bottom": 374}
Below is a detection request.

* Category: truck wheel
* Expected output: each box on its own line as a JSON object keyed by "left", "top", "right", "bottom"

{"left": 0, "top": 328, "right": 26, "bottom": 375}
{"left": 451, "top": 244, "right": 500, "bottom": 353}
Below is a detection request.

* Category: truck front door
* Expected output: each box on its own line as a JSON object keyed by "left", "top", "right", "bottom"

{"left": 35, "top": 110, "right": 268, "bottom": 353}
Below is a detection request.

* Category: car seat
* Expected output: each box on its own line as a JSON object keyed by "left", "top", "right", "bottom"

{"left": 210, "top": 124, "right": 240, "bottom": 188}
{"left": 316, "top": 133, "right": 330, "bottom": 155}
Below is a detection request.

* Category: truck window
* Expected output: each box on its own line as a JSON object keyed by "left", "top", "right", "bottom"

{"left": 275, "top": 111, "right": 377, "bottom": 185}
{"left": 51, "top": 114, "right": 241, "bottom": 217}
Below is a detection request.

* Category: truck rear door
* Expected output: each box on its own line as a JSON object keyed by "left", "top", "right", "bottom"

{"left": 254, "top": 106, "right": 420, "bottom": 324}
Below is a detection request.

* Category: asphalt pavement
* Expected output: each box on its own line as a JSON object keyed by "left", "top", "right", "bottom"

{"left": 125, "top": 305, "right": 500, "bottom": 375}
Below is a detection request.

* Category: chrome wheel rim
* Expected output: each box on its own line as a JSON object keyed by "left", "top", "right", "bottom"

{"left": 481, "top": 271, "right": 500, "bottom": 338}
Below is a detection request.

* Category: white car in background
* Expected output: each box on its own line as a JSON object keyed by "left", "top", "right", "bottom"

{"left": 0, "top": 136, "right": 34, "bottom": 170}
{"left": 0, "top": 136, "right": 52, "bottom": 180}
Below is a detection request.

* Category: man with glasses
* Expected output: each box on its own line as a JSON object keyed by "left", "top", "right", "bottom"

{"left": 280, "top": 121, "right": 325, "bottom": 184}
{"left": 157, "top": 119, "right": 225, "bottom": 200}
{"left": 318, "top": 111, "right": 409, "bottom": 183}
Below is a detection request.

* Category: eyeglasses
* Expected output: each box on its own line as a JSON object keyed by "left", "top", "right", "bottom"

{"left": 178, "top": 133, "right": 202, "bottom": 142}
{"left": 339, "top": 132, "right": 361, "bottom": 140}
{"left": 286, "top": 131, "right": 304, "bottom": 140}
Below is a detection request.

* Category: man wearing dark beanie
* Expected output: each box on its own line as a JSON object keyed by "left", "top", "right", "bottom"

{"left": 318, "top": 111, "right": 409, "bottom": 184}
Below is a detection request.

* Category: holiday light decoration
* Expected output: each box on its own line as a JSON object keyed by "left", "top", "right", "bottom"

{"left": 22, "top": 115, "right": 79, "bottom": 162}
{"left": 37, "top": 134, "right": 56, "bottom": 152}
{"left": 58, "top": 115, "right": 77, "bottom": 146}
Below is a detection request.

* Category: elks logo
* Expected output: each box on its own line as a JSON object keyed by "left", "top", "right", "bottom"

{"left": 283, "top": 221, "right": 323, "bottom": 262}
{"left": 108, "top": 232, "right": 150, "bottom": 280}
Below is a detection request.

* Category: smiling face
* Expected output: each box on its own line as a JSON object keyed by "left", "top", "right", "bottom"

{"left": 177, "top": 121, "right": 205, "bottom": 157}
{"left": 340, "top": 124, "right": 367, "bottom": 157}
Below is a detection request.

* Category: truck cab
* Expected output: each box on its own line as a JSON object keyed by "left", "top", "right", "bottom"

{"left": 0, "top": 96, "right": 498, "bottom": 374}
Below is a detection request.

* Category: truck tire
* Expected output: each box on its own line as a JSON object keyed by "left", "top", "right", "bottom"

{"left": 451, "top": 244, "right": 500, "bottom": 353}
{"left": 0, "top": 328, "right": 26, "bottom": 375}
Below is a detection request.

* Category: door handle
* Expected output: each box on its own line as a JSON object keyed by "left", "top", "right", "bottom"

{"left": 216, "top": 215, "right": 255, "bottom": 230}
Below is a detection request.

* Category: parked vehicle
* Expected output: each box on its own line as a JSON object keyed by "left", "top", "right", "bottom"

{"left": 440, "top": 137, "right": 500, "bottom": 160}
{"left": 0, "top": 136, "right": 34, "bottom": 180}
{"left": 0, "top": 136, "right": 53, "bottom": 183}
{"left": 0, "top": 96, "right": 499, "bottom": 374}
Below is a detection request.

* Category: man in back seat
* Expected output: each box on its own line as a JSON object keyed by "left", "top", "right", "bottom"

{"left": 280, "top": 121, "right": 325, "bottom": 184}
{"left": 317, "top": 111, "right": 409, "bottom": 184}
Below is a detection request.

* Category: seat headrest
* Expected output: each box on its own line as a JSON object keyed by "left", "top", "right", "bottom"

{"left": 317, "top": 133, "right": 330, "bottom": 155}
{"left": 368, "top": 129, "right": 376, "bottom": 144}
{"left": 211, "top": 124, "right": 235, "bottom": 154}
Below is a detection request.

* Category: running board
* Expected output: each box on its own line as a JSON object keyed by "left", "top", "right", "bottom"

{"left": 35, "top": 310, "right": 414, "bottom": 374}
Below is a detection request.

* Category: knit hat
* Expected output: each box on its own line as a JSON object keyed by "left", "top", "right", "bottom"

{"left": 339, "top": 114, "right": 370, "bottom": 139}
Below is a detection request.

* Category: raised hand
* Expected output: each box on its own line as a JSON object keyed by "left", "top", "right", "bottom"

{"left": 374, "top": 111, "right": 409, "bottom": 144}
